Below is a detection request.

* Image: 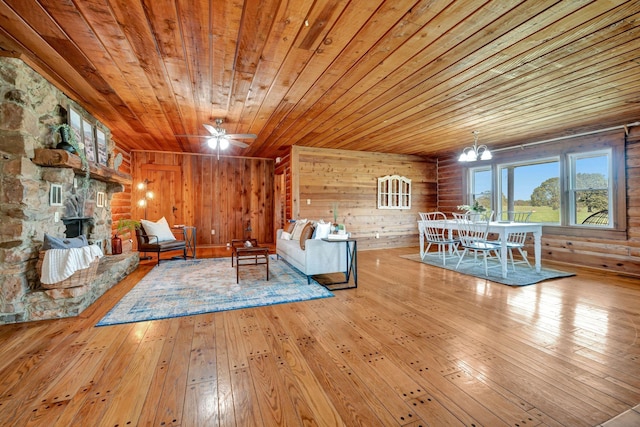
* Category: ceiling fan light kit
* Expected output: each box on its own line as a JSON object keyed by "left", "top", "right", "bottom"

{"left": 177, "top": 118, "right": 257, "bottom": 158}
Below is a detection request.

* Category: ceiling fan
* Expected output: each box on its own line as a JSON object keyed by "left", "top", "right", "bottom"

{"left": 177, "top": 118, "right": 257, "bottom": 159}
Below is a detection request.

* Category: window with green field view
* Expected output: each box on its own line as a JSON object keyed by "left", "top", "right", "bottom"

{"left": 468, "top": 149, "right": 613, "bottom": 227}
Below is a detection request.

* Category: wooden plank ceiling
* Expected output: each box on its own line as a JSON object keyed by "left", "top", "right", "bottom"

{"left": 0, "top": 0, "right": 639, "bottom": 159}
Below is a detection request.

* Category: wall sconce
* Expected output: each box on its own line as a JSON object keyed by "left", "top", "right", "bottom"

{"left": 458, "top": 130, "right": 492, "bottom": 162}
{"left": 137, "top": 179, "right": 154, "bottom": 219}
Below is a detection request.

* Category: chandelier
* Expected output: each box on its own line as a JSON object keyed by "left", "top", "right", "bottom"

{"left": 458, "top": 130, "right": 492, "bottom": 162}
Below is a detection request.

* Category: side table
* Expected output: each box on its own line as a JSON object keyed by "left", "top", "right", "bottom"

{"left": 172, "top": 226, "right": 197, "bottom": 259}
{"left": 318, "top": 238, "right": 357, "bottom": 289}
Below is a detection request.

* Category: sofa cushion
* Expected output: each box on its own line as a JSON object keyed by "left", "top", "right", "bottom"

{"left": 314, "top": 222, "right": 332, "bottom": 239}
{"left": 285, "top": 221, "right": 296, "bottom": 234}
{"left": 299, "top": 223, "right": 315, "bottom": 250}
{"left": 291, "top": 219, "right": 308, "bottom": 240}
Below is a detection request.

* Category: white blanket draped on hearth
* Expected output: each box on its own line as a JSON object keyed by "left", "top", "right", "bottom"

{"left": 40, "top": 245, "right": 104, "bottom": 285}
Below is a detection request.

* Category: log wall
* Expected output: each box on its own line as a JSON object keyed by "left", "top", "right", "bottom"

{"left": 131, "top": 151, "right": 275, "bottom": 246}
{"left": 291, "top": 146, "right": 437, "bottom": 250}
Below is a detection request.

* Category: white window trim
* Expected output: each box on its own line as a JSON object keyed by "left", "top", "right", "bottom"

{"left": 567, "top": 149, "right": 613, "bottom": 227}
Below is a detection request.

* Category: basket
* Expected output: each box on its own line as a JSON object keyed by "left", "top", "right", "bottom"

{"left": 36, "top": 250, "right": 99, "bottom": 289}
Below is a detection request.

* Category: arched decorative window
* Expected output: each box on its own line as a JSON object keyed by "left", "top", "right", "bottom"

{"left": 378, "top": 175, "right": 411, "bottom": 209}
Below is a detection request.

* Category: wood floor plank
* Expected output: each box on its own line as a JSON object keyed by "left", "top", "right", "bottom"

{"left": 96, "top": 322, "right": 167, "bottom": 427}
{"left": 325, "top": 291, "right": 510, "bottom": 427}
{"left": 183, "top": 380, "right": 219, "bottom": 426}
{"left": 213, "top": 312, "right": 236, "bottom": 427}
{"left": 277, "top": 303, "right": 397, "bottom": 426}
{"left": 1, "top": 247, "right": 639, "bottom": 426}
{"left": 136, "top": 317, "right": 186, "bottom": 427}
{"left": 248, "top": 352, "right": 304, "bottom": 426}
{"left": 367, "top": 277, "right": 633, "bottom": 418}
{"left": 259, "top": 306, "right": 345, "bottom": 426}
{"left": 294, "top": 301, "right": 426, "bottom": 425}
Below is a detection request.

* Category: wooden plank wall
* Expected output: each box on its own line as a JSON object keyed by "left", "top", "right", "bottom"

{"left": 291, "top": 146, "right": 437, "bottom": 250}
{"left": 131, "top": 151, "right": 275, "bottom": 246}
{"left": 274, "top": 149, "right": 292, "bottom": 226}
{"left": 437, "top": 128, "right": 640, "bottom": 277}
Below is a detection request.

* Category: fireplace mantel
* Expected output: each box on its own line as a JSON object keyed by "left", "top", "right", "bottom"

{"left": 32, "top": 149, "right": 132, "bottom": 186}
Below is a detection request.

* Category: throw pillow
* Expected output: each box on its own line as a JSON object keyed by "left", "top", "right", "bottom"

{"left": 281, "top": 231, "right": 292, "bottom": 240}
{"left": 299, "top": 223, "right": 315, "bottom": 250}
{"left": 314, "top": 222, "right": 332, "bottom": 239}
{"left": 42, "top": 234, "right": 88, "bottom": 250}
{"left": 291, "top": 219, "right": 308, "bottom": 240}
{"left": 285, "top": 221, "right": 296, "bottom": 234}
{"left": 140, "top": 217, "right": 176, "bottom": 244}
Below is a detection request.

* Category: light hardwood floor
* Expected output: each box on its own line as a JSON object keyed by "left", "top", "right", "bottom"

{"left": 1, "top": 247, "right": 639, "bottom": 426}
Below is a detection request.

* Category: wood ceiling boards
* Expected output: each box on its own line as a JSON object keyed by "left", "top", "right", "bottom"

{"left": 0, "top": 0, "right": 639, "bottom": 158}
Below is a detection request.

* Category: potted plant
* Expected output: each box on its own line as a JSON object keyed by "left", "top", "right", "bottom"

{"left": 112, "top": 219, "right": 141, "bottom": 255}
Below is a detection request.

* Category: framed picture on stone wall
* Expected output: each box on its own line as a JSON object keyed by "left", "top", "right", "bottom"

{"left": 95, "top": 127, "right": 108, "bottom": 166}
{"left": 68, "top": 107, "right": 83, "bottom": 154}
{"left": 82, "top": 118, "right": 97, "bottom": 163}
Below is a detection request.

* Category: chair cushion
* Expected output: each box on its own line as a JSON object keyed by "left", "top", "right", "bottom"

{"left": 141, "top": 217, "right": 176, "bottom": 243}
{"left": 139, "top": 239, "right": 186, "bottom": 251}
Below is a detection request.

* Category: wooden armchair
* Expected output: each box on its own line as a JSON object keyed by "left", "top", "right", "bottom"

{"left": 135, "top": 227, "right": 187, "bottom": 265}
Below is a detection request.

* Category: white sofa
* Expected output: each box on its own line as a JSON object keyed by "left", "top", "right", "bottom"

{"left": 276, "top": 229, "right": 347, "bottom": 283}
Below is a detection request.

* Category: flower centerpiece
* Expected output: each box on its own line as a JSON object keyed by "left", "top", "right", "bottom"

{"left": 457, "top": 200, "right": 487, "bottom": 213}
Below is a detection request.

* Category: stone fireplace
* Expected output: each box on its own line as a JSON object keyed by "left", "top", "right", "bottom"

{"left": 62, "top": 217, "right": 94, "bottom": 239}
{"left": 0, "top": 56, "right": 138, "bottom": 324}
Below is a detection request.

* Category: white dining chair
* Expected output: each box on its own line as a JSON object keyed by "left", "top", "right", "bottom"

{"left": 453, "top": 211, "right": 501, "bottom": 276}
{"left": 496, "top": 211, "right": 533, "bottom": 270}
{"left": 419, "top": 212, "right": 459, "bottom": 265}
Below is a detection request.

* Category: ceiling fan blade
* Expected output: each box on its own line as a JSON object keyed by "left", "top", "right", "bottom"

{"left": 226, "top": 133, "right": 257, "bottom": 139}
{"left": 228, "top": 140, "right": 249, "bottom": 148}
{"left": 203, "top": 123, "right": 221, "bottom": 136}
{"left": 174, "top": 134, "right": 210, "bottom": 138}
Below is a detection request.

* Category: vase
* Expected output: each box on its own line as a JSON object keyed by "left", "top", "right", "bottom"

{"left": 111, "top": 235, "right": 122, "bottom": 255}
{"left": 56, "top": 127, "right": 77, "bottom": 154}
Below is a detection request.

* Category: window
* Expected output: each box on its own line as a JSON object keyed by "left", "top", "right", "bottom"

{"left": 469, "top": 166, "right": 492, "bottom": 211}
{"left": 463, "top": 138, "right": 622, "bottom": 235}
{"left": 498, "top": 159, "right": 560, "bottom": 223}
{"left": 378, "top": 175, "right": 411, "bottom": 209}
{"left": 568, "top": 150, "right": 611, "bottom": 226}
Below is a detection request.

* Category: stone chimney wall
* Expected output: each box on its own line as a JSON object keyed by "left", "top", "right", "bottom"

{"left": 0, "top": 56, "right": 120, "bottom": 323}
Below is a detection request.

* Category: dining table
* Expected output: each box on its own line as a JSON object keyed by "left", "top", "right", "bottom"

{"left": 419, "top": 219, "right": 543, "bottom": 279}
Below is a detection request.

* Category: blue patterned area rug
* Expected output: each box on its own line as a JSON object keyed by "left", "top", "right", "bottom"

{"left": 96, "top": 257, "right": 333, "bottom": 326}
{"left": 401, "top": 253, "right": 574, "bottom": 286}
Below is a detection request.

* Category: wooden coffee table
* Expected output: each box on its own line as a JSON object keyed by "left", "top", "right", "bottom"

{"left": 231, "top": 239, "right": 269, "bottom": 283}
